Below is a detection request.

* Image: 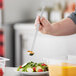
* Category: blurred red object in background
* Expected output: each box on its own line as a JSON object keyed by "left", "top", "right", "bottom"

{"left": 64, "top": 2, "right": 76, "bottom": 18}
{"left": 0, "top": 0, "right": 4, "bottom": 57}
{"left": 66, "top": 2, "right": 76, "bottom": 13}
{"left": 0, "top": 29, "right": 4, "bottom": 57}
{"left": 0, "top": 0, "right": 3, "bottom": 9}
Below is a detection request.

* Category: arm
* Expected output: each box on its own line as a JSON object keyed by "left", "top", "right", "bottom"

{"left": 51, "top": 18, "right": 76, "bottom": 36}
{"left": 35, "top": 15, "right": 76, "bottom": 36}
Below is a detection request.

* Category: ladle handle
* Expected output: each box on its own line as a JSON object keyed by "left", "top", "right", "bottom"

{"left": 31, "top": 7, "right": 45, "bottom": 51}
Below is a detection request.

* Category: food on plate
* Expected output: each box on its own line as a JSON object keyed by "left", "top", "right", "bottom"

{"left": 27, "top": 51, "right": 34, "bottom": 56}
{"left": 17, "top": 61, "right": 48, "bottom": 72}
{"left": 0, "top": 68, "right": 3, "bottom": 76}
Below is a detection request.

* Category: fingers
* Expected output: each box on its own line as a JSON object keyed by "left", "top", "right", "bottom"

{"left": 39, "top": 25, "right": 43, "bottom": 31}
{"left": 35, "top": 16, "right": 40, "bottom": 26}
{"left": 40, "top": 17, "right": 50, "bottom": 27}
{"left": 35, "top": 16, "right": 50, "bottom": 27}
{"left": 35, "top": 16, "right": 43, "bottom": 31}
{"left": 35, "top": 16, "right": 51, "bottom": 34}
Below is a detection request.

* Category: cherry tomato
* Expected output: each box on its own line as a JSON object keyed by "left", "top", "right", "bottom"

{"left": 38, "top": 69, "right": 43, "bottom": 72}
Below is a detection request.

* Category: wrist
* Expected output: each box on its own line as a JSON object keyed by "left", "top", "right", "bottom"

{"left": 46, "top": 24, "right": 55, "bottom": 35}
{"left": 48, "top": 23, "right": 59, "bottom": 36}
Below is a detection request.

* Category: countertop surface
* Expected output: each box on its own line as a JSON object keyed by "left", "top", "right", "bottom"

{"left": 14, "top": 23, "right": 35, "bottom": 31}
{"left": 4, "top": 67, "right": 18, "bottom": 76}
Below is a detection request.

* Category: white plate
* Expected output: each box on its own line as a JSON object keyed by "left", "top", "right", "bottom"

{"left": 14, "top": 68, "right": 49, "bottom": 75}
{"left": 17, "top": 71, "right": 48, "bottom": 75}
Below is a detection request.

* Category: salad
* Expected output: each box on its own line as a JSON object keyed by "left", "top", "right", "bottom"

{"left": 17, "top": 61, "right": 48, "bottom": 72}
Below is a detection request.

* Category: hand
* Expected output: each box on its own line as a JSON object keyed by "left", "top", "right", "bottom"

{"left": 35, "top": 16, "right": 76, "bottom": 36}
{"left": 35, "top": 16, "right": 53, "bottom": 34}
